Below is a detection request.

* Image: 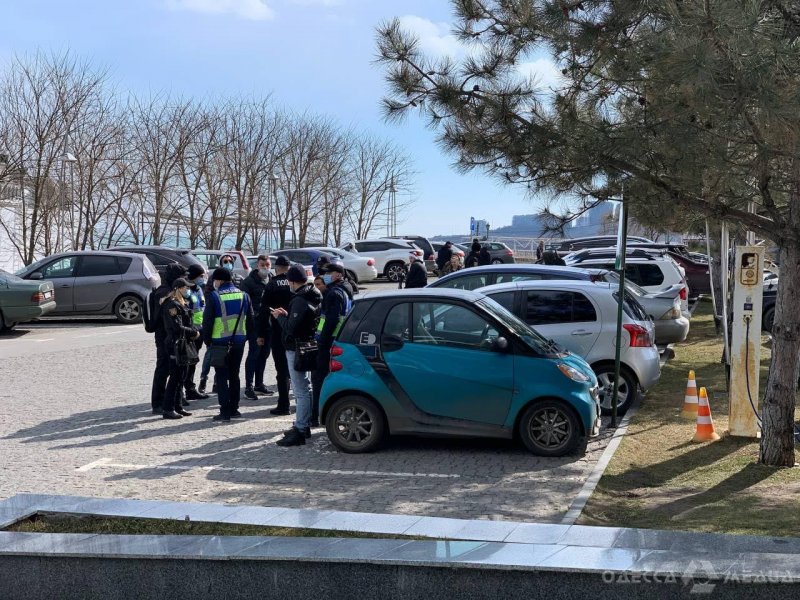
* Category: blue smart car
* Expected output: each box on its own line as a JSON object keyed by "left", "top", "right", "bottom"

{"left": 320, "top": 289, "right": 601, "bottom": 456}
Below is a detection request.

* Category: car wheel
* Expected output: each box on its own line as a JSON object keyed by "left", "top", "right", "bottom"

{"left": 518, "top": 400, "right": 580, "bottom": 456}
{"left": 325, "top": 395, "right": 387, "bottom": 454}
{"left": 491, "top": 258, "right": 504, "bottom": 264}
{"left": 346, "top": 269, "right": 359, "bottom": 284}
{"left": 763, "top": 306, "right": 775, "bottom": 333}
{"left": 114, "top": 295, "right": 143, "bottom": 324}
{"left": 385, "top": 262, "right": 406, "bottom": 282}
{"left": 594, "top": 365, "right": 638, "bottom": 415}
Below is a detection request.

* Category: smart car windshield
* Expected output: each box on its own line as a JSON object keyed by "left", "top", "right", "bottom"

{"left": 477, "top": 298, "right": 557, "bottom": 355}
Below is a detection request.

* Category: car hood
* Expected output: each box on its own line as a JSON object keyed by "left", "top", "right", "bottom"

{"left": 558, "top": 351, "right": 597, "bottom": 385}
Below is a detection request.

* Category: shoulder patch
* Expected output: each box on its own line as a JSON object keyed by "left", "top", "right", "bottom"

{"left": 168, "top": 307, "right": 178, "bottom": 316}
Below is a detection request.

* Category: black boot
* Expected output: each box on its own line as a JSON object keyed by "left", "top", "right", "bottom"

{"left": 277, "top": 427, "right": 307, "bottom": 446}
{"left": 162, "top": 411, "right": 182, "bottom": 420}
{"left": 283, "top": 426, "right": 311, "bottom": 438}
{"left": 244, "top": 387, "right": 258, "bottom": 400}
{"left": 186, "top": 388, "right": 209, "bottom": 400}
{"left": 198, "top": 378, "right": 207, "bottom": 394}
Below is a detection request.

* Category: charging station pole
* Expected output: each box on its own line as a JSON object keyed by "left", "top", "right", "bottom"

{"left": 727, "top": 245, "right": 764, "bottom": 438}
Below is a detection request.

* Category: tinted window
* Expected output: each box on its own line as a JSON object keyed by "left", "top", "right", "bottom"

{"left": 437, "top": 273, "right": 489, "bottom": 291}
{"left": 356, "top": 242, "right": 385, "bottom": 252}
{"left": 524, "top": 291, "right": 597, "bottom": 325}
{"left": 487, "top": 291, "right": 516, "bottom": 313}
{"left": 383, "top": 303, "right": 410, "bottom": 340}
{"left": 76, "top": 255, "right": 126, "bottom": 277}
{"left": 629, "top": 264, "right": 664, "bottom": 286}
{"left": 287, "top": 251, "right": 313, "bottom": 264}
{"left": 412, "top": 302, "right": 498, "bottom": 351}
{"left": 490, "top": 243, "right": 504, "bottom": 251}
{"left": 37, "top": 256, "right": 77, "bottom": 279}
{"left": 496, "top": 272, "right": 542, "bottom": 284}
{"left": 146, "top": 252, "right": 172, "bottom": 267}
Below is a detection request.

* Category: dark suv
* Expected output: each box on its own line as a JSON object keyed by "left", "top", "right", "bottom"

{"left": 546, "top": 236, "right": 653, "bottom": 257}
{"left": 108, "top": 245, "right": 204, "bottom": 278}
{"left": 456, "top": 242, "right": 516, "bottom": 264}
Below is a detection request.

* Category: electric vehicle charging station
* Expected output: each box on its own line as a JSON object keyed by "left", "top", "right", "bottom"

{"left": 727, "top": 245, "right": 764, "bottom": 438}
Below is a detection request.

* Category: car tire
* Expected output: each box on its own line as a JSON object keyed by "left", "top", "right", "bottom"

{"left": 594, "top": 364, "right": 638, "bottom": 415}
{"left": 346, "top": 270, "right": 359, "bottom": 284}
{"left": 114, "top": 295, "right": 143, "bottom": 324}
{"left": 385, "top": 262, "right": 406, "bottom": 282}
{"left": 763, "top": 306, "right": 775, "bottom": 333}
{"left": 491, "top": 258, "right": 504, "bottom": 264}
{"left": 518, "top": 399, "right": 581, "bottom": 457}
{"left": 325, "top": 395, "right": 387, "bottom": 454}
{"left": 0, "top": 310, "right": 14, "bottom": 333}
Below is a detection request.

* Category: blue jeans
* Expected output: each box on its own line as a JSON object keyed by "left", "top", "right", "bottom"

{"left": 286, "top": 349, "right": 312, "bottom": 431}
{"left": 245, "top": 329, "right": 271, "bottom": 388}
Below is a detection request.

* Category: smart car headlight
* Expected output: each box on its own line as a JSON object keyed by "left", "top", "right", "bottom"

{"left": 558, "top": 363, "right": 590, "bottom": 383}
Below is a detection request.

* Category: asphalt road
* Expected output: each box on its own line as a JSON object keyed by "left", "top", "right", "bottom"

{"left": 0, "top": 278, "right": 613, "bottom": 522}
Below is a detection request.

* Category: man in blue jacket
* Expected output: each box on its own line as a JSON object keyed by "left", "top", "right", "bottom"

{"left": 203, "top": 267, "right": 253, "bottom": 422}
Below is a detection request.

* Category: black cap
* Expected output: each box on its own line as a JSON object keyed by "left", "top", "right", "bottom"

{"left": 212, "top": 267, "right": 232, "bottom": 282}
{"left": 287, "top": 264, "right": 308, "bottom": 283}
{"left": 274, "top": 255, "right": 291, "bottom": 267}
{"left": 322, "top": 262, "right": 344, "bottom": 274}
{"left": 165, "top": 263, "right": 188, "bottom": 285}
{"left": 187, "top": 264, "right": 205, "bottom": 279}
{"left": 445, "top": 241, "right": 453, "bottom": 245}
{"left": 171, "top": 277, "right": 189, "bottom": 290}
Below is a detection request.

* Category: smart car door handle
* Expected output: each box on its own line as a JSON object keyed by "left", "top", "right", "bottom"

{"left": 571, "top": 330, "right": 593, "bottom": 336}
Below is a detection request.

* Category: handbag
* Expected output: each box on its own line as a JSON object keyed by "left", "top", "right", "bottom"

{"left": 293, "top": 340, "right": 319, "bottom": 372}
{"left": 175, "top": 336, "right": 199, "bottom": 367}
{"left": 208, "top": 299, "right": 245, "bottom": 368}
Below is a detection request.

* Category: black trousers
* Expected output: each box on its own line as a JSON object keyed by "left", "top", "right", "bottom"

{"left": 271, "top": 326, "right": 291, "bottom": 411}
{"left": 184, "top": 338, "right": 203, "bottom": 392}
{"left": 215, "top": 344, "right": 245, "bottom": 417}
{"left": 163, "top": 359, "right": 187, "bottom": 413}
{"left": 151, "top": 337, "right": 169, "bottom": 410}
{"left": 311, "top": 346, "right": 331, "bottom": 424}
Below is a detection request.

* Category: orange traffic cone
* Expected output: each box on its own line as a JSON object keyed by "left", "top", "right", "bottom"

{"left": 681, "top": 370, "right": 699, "bottom": 419}
{"left": 692, "top": 387, "right": 720, "bottom": 442}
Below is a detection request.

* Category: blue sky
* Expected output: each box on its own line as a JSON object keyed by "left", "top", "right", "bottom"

{"left": 0, "top": 0, "right": 558, "bottom": 238}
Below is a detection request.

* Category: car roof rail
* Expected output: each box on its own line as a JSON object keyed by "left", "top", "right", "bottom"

{"left": 569, "top": 248, "right": 663, "bottom": 261}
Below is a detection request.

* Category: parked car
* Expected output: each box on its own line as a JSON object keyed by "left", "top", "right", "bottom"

{"left": 320, "top": 288, "right": 601, "bottom": 456}
{"left": 456, "top": 241, "right": 516, "bottom": 264}
{"left": 16, "top": 250, "right": 160, "bottom": 324}
{"left": 190, "top": 249, "right": 250, "bottom": 279}
{"left": 267, "top": 255, "right": 315, "bottom": 283}
{"left": 273, "top": 248, "right": 334, "bottom": 275}
{"left": 478, "top": 280, "right": 661, "bottom": 414}
{"left": 546, "top": 235, "right": 653, "bottom": 257}
{"left": 429, "top": 263, "right": 688, "bottom": 346}
{"left": 628, "top": 243, "right": 711, "bottom": 296}
{"left": 0, "top": 269, "right": 56, "bottom": 332}
{"left": 432, "top": 242, "right": 465, "bottom": 271}
{"left": 386, "top": 235, "right": 435, "bottom": 262}
{"left": 762, "top": 289, "right": 777, "bottom": 332}
{"left": 108, "top": 246, "right": 204, "bottom": 279}
{"left": 304, "top": 247, "right": 378, "bottom": 282}
{"left": 564, "top": 248, "right": 690, "bottom": 316}
{"left": 340, "top": 239, "right": 422, "bottom": 282}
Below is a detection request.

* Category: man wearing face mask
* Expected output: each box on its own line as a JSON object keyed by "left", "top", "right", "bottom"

{"left": 183, "top": 264, "right": 210, "bottom": 401}
{"left": 219, "top": 253, "right": 244, "bottom": 287}
{"left": 271, "top": 265, "right": 322, "bottom": 445}
{"left": 240, "top": 255, "right": 274, "bottom": 400}
{"left": 257, "top": 256, "right": 293, "bottom": 415}
{"left": 310, "top": 261, "right": 351, "bottom": 428}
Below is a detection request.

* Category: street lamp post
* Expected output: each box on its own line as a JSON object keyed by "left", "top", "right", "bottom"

{"left": 270, "top": 173, "right": 279, "bottom": 251}
{"left": 58, "top": 153, "right": 77, "bottom": 253}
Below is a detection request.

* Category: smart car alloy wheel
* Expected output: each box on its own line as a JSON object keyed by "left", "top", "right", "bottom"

{"left": 519, "top": 400, "right": 580, "bottom": 456}
{"left": 326, "top": 396, "right": 386, "bottom": 453}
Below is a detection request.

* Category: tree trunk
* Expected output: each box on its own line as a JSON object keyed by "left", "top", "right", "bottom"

{"left": 759, "top": 239, "right": 800, "bottom": 466}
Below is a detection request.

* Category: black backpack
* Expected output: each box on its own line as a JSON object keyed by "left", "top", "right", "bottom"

{"left": 143, "top": 290, "right": 163, "bottom": 333}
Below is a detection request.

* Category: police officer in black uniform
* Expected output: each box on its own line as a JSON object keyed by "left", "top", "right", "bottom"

{"left": 257, "top": 255, "right": 293, "bottom": 415}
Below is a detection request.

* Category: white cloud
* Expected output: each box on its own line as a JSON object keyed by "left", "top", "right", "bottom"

{"left": 516, "top": 58, "right": 566, "bottom": 92}
{"left": 166, "top": 0, "right": 275, "bottom": 21}
{"left": 398, "top": 15, "right": 464, "bottom": 58}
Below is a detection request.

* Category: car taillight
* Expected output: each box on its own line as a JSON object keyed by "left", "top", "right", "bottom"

{"left": 367, "top": 259, "right": 375, "bottom": 266}
{"left": 305, "top": 267, "right": 313, "bottom": 277}
{"left": 679, "top": 287, "right": 687, "bottom": 300}
{"left": 505, "top": 249, "right": 513, "bottom": 255}
{"left": 31, "top": 292, "right": 45, "bottom": 303}
{"left": 330, "top": 359, "right": 344, "bottom": 372}
{"left": 659, "top": 306, "right": 682, "bottom": 320}
{"left": 623, "top": 323, "right": 652, "bottom": 347}
{"left": 414, "top": 250, "right": 423, "bottom": 256}
{"left": 331, "top": 344, "right": 344, "bottom": 357}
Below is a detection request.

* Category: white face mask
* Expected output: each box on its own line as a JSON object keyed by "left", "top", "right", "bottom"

{"left": 258, "top": 268, "right": 270, "bottom": 278}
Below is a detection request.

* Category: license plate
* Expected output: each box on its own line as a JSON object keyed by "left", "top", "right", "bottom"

{"left": 43, "top": 290, "right": 54, "bottom": 300}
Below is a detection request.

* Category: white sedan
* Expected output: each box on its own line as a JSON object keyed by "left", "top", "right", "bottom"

{"left": 305, "top": 247, "right": 379, "bottom": 283}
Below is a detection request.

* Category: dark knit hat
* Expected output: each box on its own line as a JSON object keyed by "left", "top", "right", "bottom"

{"left": 274, "top": 255, "right": 291, "bottom": 267}
{"left": 165, "top": 263, "right": 188, "bottom": 285}
{"left": 187, "top": 264, "right": 205, "bottom": 279}
{"left": 212, "top": 267, "right": 232, "bottom": 282}
{"left": 287, "top": 264, "right": 308, "bottom": 283}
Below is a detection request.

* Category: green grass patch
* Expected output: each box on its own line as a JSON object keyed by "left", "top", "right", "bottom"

{"left": 580, "top": 300, "right": 800, "bottom": 537}
{"left": 6, "top": 514, "right": 424, "bottom": 539}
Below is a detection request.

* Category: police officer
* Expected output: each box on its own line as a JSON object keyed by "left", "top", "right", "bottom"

{"left": 241, "top": 254, "right": 274, "bottom": 400}
{"left": 149, "top": 263, "right": 189, "bottom": 415}
{"left": 257, "top": 255, "right": 293, "bottom": 415}
{"left": 202, "top": 267, "right": 253, "bottom": 422}
{"left": 311, "top": 261, "right": 351, "bottom": 427}
{"left": 184, "top": 264, "right": 209, "bottom": 401}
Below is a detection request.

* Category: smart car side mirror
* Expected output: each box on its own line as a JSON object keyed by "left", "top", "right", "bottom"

{"left": 493, "top": 337, "right": 509, "bottom": 351}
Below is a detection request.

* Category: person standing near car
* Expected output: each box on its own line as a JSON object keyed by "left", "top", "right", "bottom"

{"left": 182, "top": 265, "right": 209, "bottom": 402}
{"left": 478, "top": 244, "right": 492, "bottom": 266}
{"left": 404, "top": 253, "right": 428, "bottom": 288}
{"left": 241, "top": 255, "right": 274, "bottom": 400}
{"left": 535, "top": 241, "right": 545, "bottom": 263}
{"left": 257, "top": 255, "right": 293, "bottom": 416}
{"left": 436, "top": 241, "right": 454, "bottom": 276}
{"left": 271, "top": 265, "right": 322, "bottom": 446}
{"left": 161, "top": 278, "right": 198, "bottom": 420}
{"left": 203, "top": 267, "right": 253, "bottom": 422}
{"left": 148, "top": 263, "right": 189, "bottom": 415}
{"left": 311, "top": 261, "right": 351, "bottom": 427}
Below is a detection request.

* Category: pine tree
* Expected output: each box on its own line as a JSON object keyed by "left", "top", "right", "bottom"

{"left": 377, "top": 0, "right": 800, "bottom": 466}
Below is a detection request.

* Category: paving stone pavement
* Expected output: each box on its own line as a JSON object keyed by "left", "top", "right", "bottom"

{"left": 0, "top": 315, "right": 615, "bottom": 522}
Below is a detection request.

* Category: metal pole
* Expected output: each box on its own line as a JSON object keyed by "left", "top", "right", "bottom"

{"left": 611, "top": 196, "right": 628, "bottom": 428}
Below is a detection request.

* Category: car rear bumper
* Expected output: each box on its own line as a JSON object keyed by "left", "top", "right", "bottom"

{"left": 628, "top": 347, "right": 662, "bottom": 392}
{"left": 358, "top": 267, "right": 379, "bottom": 281}
{"left": 653, "top": 316, "right": 690, "bottom": 345}
{"left": 5, "top": 300, "right": 57, "bottom": 324}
